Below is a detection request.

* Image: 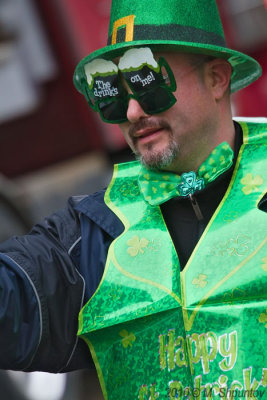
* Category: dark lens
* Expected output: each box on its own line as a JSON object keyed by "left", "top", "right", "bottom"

{"left": 138, "top": 87, "right": 176, "bottom": 114}
{"left": 98, "top": 98, "right": 128, "bottom": 123}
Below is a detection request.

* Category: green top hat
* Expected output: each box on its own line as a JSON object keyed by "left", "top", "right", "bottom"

{"left": 74, "top": 0, "right": 262, "bottom": 95}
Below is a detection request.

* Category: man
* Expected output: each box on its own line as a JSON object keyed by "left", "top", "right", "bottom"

{"left": 0, "top": 0, "right": 266, "bottom": 399}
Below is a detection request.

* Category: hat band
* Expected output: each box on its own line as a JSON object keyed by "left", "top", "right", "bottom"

{"left": 108, "top": 23, "right": 226, "bottom": 47}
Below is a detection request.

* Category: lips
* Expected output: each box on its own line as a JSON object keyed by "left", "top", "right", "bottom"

{"left": 128, "top": 117, "right": 170, "bottom": 148}
{"left": 134, "top": 128, "right": 167, "bottom": 149}
{"left": 134, "top": 127, "right": 163, "bottom": 139}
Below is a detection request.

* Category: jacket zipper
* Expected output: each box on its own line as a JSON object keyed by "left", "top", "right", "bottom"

{"left": 189, "top": 194, "right": 204, "bottom": 221}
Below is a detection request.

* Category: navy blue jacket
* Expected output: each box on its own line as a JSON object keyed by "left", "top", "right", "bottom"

{"left": 0, "top": 192, "right": 123, "bottom": 372}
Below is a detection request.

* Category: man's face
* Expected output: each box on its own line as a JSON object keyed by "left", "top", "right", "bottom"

{"left": 119, "top": 52, "right": 220, "bottom": 173}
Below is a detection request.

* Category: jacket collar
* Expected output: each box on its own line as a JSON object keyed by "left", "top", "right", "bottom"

{"left": 73, "top": 190, "right": 124, "bottom": 239}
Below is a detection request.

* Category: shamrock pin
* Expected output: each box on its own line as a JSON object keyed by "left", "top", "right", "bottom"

{"left": 177, "top": 172, "right": 204, "bottom": 197}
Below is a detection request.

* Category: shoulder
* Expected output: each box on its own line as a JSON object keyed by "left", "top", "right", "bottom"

{"left": 72, "top": 189, "right": 124, "bottom": 239}
{"left": 0, "top": 187, "right": 123, "bottom": 265}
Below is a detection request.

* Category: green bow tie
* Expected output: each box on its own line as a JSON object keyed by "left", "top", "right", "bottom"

{"left": 138, "top": 142, "right": 234, "bottom": 205}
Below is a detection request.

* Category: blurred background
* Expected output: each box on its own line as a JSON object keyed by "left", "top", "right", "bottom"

{"left": 0, "top": 0, "right": 266, "bottom": 399}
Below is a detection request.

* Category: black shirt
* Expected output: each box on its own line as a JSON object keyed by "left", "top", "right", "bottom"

{"left": 161, "top": 122, "right": 243, "bottom": 269}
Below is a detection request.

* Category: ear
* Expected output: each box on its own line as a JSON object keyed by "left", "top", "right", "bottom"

{"left": 205, "top": 59, "right": 232, "bottom": 100}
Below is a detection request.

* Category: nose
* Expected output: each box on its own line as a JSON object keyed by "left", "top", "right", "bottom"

{"left": 126, "top": 98, "right": 148, "bottom": 123}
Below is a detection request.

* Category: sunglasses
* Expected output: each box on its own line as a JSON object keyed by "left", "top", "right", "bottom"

{"left": 81, "top": 53, "right": 177, "bottom": 124}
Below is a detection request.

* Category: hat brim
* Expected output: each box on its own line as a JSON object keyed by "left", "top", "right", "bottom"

{"left": 74, "top": 40, "right": 262, "bottom": 95}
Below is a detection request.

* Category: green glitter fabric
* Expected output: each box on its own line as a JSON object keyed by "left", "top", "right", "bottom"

{"left": 73, "top": 0, "right": 262, "bottom": 96}
{"left": 138, "top": 142, "right": 233, "bottom": 205}
{"left": 78, "top": 120, "right": 267, "bottom": 399}
{"left": 108, "top": 0, "right": 225, "bottom": 40}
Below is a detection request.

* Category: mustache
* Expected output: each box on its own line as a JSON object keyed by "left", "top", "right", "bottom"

{"left": 128, "top": 117, "right": 171, "bottom": 141}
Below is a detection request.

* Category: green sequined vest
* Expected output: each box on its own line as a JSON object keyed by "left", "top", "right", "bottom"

{"left": 78, "top": 120, "right": 267, "bottom": 400}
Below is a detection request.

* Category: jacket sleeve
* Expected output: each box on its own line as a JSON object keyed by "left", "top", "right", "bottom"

{"left": 0, "top": 197, "right": 90, "bottom": 372}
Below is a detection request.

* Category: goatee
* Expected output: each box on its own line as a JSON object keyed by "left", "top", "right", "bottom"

{"left": 129, "top": 118, "right": 179, "bottom": 170}
{"left": 134, "top": 136, "right": 179, "bottom": 170}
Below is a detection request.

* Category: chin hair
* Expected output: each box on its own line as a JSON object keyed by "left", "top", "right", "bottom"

{"left": 136, "top": 141, "right": 179, "bottom": 170}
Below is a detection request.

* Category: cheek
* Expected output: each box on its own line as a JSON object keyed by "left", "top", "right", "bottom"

{"left": 171, "top": 82, "right": 198, "bottom": 115}
{"left": 173, "top": 83, "right": 212, "bottom": 123}
{"left": 119, "top": 123, "right": 134, "bottom": 148}
{"left": 119, "top": 122, "right": 129, "bottom": 139}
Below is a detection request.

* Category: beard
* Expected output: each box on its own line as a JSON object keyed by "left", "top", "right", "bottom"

{"left": 129, "top": 117, "right": 179, "bottom": 170}
{"left": 135, "top": 137, "right": 179, "bottom": 170}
